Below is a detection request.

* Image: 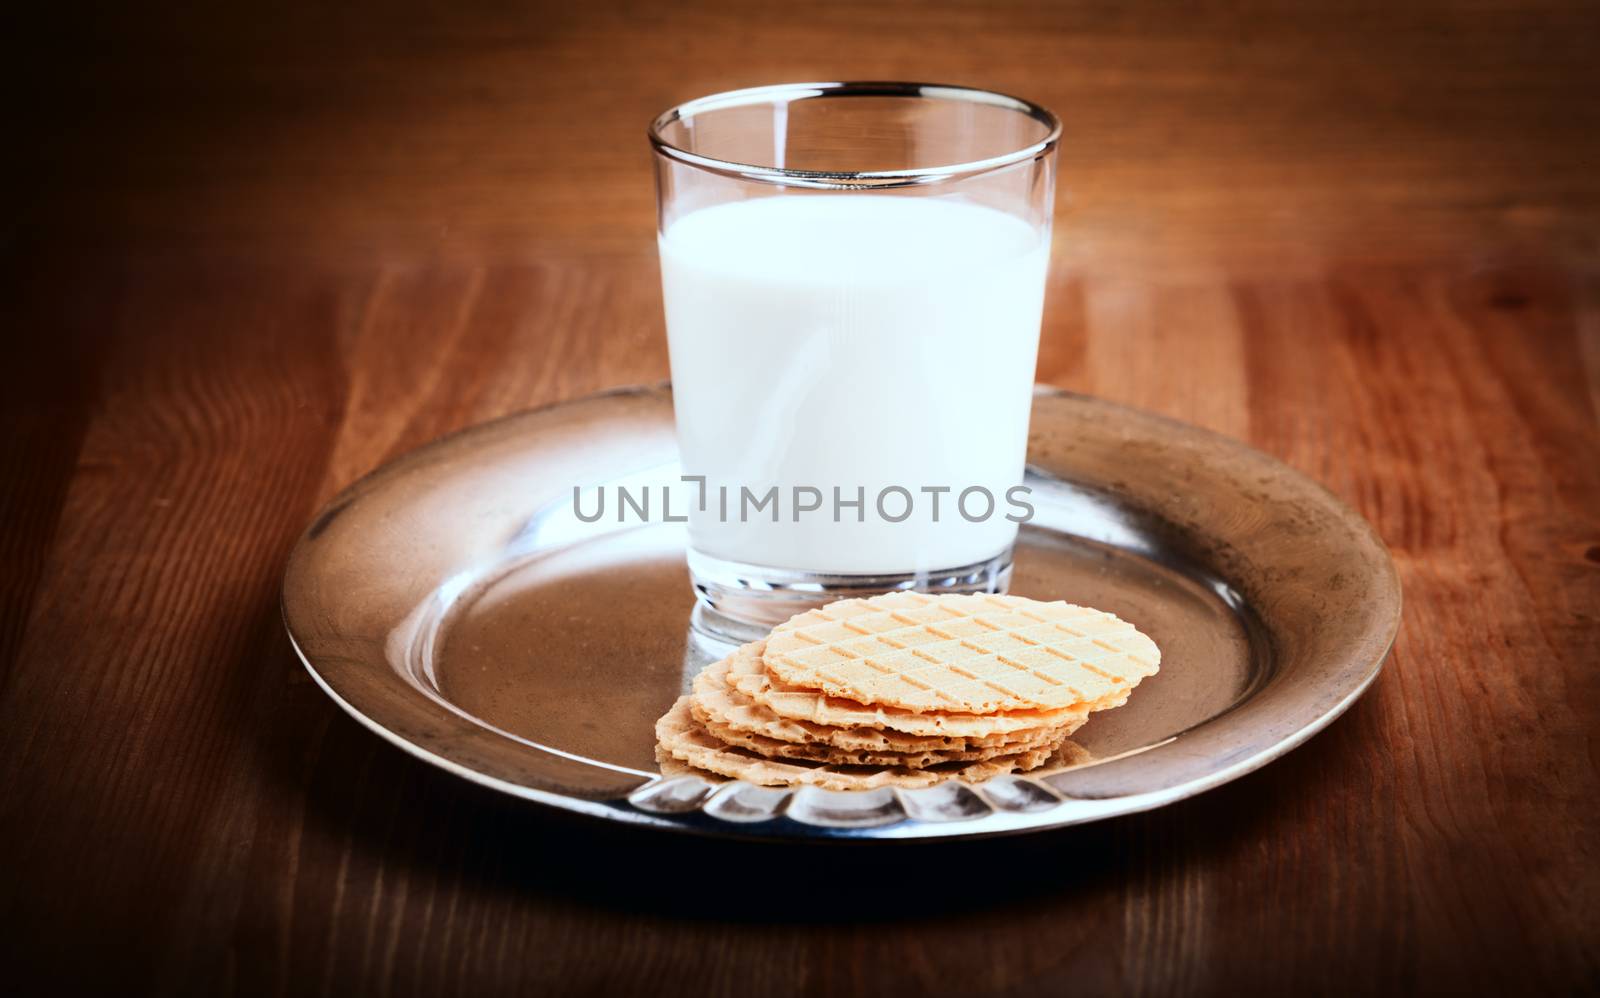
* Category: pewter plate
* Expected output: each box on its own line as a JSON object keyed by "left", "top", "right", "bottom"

{"left": 282, "top": 385, "right": 1400, "bottom": 840}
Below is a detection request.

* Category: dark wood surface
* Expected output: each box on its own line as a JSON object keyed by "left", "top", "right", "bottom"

{"left": 4, "top": 2, "right": 1599, "bottom": 995}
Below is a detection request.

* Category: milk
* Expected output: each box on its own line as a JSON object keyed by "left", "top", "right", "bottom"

{"left": 659, "top": 195, "right": 1049, "bottom": 575}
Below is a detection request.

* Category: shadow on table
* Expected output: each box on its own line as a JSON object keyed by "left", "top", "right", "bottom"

{"left": 272, "top": 690, "right": 1326, "bottom": 926}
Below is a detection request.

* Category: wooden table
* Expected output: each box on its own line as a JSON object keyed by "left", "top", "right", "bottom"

{"left": 4, "top": 2, "right": 1597, "bottom": 994}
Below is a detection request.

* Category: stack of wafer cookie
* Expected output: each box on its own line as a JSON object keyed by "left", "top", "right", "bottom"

{"left": 655, "top": 592, "right": 1160, "bottom": 790}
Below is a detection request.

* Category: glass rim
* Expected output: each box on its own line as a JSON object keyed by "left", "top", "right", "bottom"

{"left": 648, "top": 81, "right": 1062, "bottom": 189}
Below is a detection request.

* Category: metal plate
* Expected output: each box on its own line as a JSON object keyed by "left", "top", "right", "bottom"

{"left": 282, "top": 385, "right": 1400, "bottom": 840}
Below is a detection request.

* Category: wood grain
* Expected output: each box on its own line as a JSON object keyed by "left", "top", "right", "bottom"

{"left": 3, "top": 1, "right": 1598, "bottom": 994}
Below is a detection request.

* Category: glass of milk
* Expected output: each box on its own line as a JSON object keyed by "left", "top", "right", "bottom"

{"left": 649, "top": 82, "right": 1059, "bottom": 632}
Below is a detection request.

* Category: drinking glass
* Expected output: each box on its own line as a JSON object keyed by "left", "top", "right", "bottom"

{"left": 649, "top": 82, "right": 1059, "bottom": 632}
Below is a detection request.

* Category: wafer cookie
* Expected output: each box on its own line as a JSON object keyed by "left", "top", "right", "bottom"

{"left": 762, "top": 592, "right": 1160, "bottom": 713}
{"left": 693, "top": 642, "right": 1081, "bottom": 752}
{"left": 654, "top": 697, "right": 1062, "bottom": 790}
{"left": 691, "top": 702, "right": 1067, "bottom": 766}
{"left": 727, "top": 639, "right": 1092, "bottom": 737}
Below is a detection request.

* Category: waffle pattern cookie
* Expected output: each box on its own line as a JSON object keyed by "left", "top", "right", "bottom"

{"left": 726, "top": 642, "right": 1094, "bottom": 737}
{"left": 693, "top": 642, "right": 1082, "bottom": 752}
{"left": 655, "top": 698, "right": 1063, "bottom": 790}
{"left": 763, "top": 592, "right": 1160, "bottom": 713}
{"left": 653, "top": 593, "right": 1160, "bottom": 790}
